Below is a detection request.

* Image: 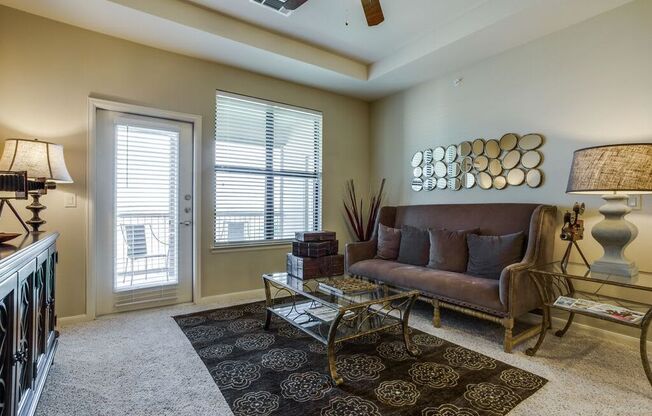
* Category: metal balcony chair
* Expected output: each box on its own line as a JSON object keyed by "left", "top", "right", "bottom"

{"left": 120, "top": 224, "right": 170, "bottom": 286}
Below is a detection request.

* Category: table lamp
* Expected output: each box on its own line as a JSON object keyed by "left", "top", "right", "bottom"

{"left": 566, "top": 143, "right": 652, "bottom": 277}
{"left": 0, "top": 138, "right": 73, "bottom": 232}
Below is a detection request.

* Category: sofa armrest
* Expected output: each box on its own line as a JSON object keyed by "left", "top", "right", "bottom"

{"left": 345, "top": 240, "right": 377, "bottom": 272}
{"left": 499, "top": 205, "right": 557, "bottom": 317}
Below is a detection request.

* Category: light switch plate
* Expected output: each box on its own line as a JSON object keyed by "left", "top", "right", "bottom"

{"left": 627, "top": 195, "right": 642, "bottom": 210}
{"left": 64, "top": 192, "right": 77, "bottom": 208}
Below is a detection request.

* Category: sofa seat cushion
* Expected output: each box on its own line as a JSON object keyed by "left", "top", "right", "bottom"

{"left": 349, "top": 259, "right": 505, "bottom": 313}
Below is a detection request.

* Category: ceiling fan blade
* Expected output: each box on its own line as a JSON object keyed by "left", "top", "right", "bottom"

{"left": 361, "top": 0, "right": 384, "bottom": 26}
{"left": 283, "top": 0, "right": 309, "bottom": 11}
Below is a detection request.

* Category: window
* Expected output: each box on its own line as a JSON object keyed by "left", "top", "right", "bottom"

{"left": 214, "top": 92, "right": 322, "bottom": 246}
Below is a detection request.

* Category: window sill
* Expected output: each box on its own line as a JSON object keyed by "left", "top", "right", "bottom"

{"left": 211, "top": 240, "right": 292, "bottom": 254}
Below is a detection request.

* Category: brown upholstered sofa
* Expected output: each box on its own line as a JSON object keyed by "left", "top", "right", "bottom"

{"left": 345, "top": 203, "right": 557, "bottom": 352}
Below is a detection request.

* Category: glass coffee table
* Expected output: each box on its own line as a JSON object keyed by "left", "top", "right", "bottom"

{"left": 262, "top": 272, "right": 420, "bottom": 385}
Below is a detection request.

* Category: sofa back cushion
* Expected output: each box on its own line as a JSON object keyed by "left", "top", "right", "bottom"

{"left": 466, "top": 231, "right": 525, "bottom": 279}
{"left": 396, "top": 225, "right": 429, "bottom": 266}
{"left": 384, "top": 203, "right": 540, "bottom": 240}
{"left": 427, "top": 228, "right": 478, "bottom": 273}
{"left": 375, "top": 224, "right": 401, "bottom": 260}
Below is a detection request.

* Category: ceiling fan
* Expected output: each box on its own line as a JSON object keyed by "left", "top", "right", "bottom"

{"left": 283, "top": 0, "right": 385, "bottom": 26}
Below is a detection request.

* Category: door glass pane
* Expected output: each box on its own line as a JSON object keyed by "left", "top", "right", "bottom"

{"left": 114, "top": 124, "right": 179, "bottom": 291}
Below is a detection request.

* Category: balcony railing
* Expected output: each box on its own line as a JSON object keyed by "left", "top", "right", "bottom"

{"left": 115, "top": 213, "right": 177, "bottom": 290}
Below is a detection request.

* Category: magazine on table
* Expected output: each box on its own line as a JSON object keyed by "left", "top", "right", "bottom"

{"left": 306, "top": 305, "right": 354, "bottom": 323}
{"left": 553, "top": 296, "right": 644, "bottom": 324}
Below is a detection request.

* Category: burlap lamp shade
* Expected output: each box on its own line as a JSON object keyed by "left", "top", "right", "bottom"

{"left": 567, "top": 144, "right": 652, "bottom": 194}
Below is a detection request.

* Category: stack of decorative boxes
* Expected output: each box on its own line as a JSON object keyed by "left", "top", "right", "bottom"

{"left": 286, "top": 231, "right": 344, "bottom": 279}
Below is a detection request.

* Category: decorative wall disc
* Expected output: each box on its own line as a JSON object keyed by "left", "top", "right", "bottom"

{"left": 499, "top": 133, "right": 518, "bottom": 151}
{"left": 434, "top": 161, "right": 447, "bottom": 178}
{"left": 472, "top": 139, "right": 485, "bottom": 156}
{"left": 503, "top": 150, "right": 521, "bottom": 170}
{"left": 448, "top": 178, "right": 461, "bottom": 191}
{"left": 447, "top": 162, "right": 461, "bottom": 177}
{"left": 507, "top": 168, "right": 525, "bottom": 186}
{"left": 460, "top": 156, "right": 473, "bottom": 173}
{"left": 493, "top": 176, "right": 507, "bottom": 190}
{"left": 477, "top": 172, "right": 492, "bottom": 189}
{"left": 411, "top": 177, "right": 423, "bottom": 191}
{"left": 423, "top": 163, "right": 435, "bottom": 177}
{"left": 411, "top": 151, "right": 423, "bottom": 167}
{"left": 488, "top": 159, "right": 502, "bottom": 176}
{"left": 473, "top": 155, "right": 489, "bottom": 172}
{"left": 526, "top": 169, "right": 543, "bottom": 188}
{"left": 436, "top": 177, "right": 447, "bottom": 189}
{"left": 413, "top": 167, "right": 423, "bottom": 177}
{"left": 445, "top": 145, "right": 458, "bottom": 163}
{"left": 484, "top": 139, "right": 500, "bottom": 158}
{"left": 521, "top": 150, "right": 542, "bottom": 169}
{"left": 424, "top": 177, "right": 436, "bottom": 191}
{"left": 423, "top": 148, "right": 434, "bottom": 164}
{"left": 458, "top": 141, "right": 472, "bottom": 157}
{"left": 463, "top": 172, "right": 475, "bottom": 188}
{"left": 433, "top": 146, "right": 446, "bottom": 161}
{"left": 519, "top": 133, "right": 543, "bottom": 150}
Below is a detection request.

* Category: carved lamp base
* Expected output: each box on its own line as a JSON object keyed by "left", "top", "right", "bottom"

{"left": 591, "top": 194, "right": 639, "bottom": 277}
{"left": 26, "top": 191, "right": 47, "bottom": 232}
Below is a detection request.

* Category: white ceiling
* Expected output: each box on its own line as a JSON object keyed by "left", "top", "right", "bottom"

{"left": 189, "top": 0, "right": 489, "bottom": 63}
{"left": 0, "top": 0, "right": 634, "bottom": 100}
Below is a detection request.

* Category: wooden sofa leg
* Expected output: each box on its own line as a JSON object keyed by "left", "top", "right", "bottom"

{"left": 503, "top": 318, "right": 514, "bottom": 353}
{"left": 432, "top": 299, "right": 441, "bottom": 328}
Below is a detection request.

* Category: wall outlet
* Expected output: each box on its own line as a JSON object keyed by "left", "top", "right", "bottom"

{"left": 627, "top": 195, "right": 642, "bottom": 210}
{"left": 64, "top": 192, "right": 77, "bottom": 208}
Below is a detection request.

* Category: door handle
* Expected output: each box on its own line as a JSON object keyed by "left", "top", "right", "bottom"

{"left": 179, "top": 220, "right": 192, "bottom": 226}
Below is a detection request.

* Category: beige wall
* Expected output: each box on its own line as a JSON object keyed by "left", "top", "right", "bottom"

{"left": 370, "top": 0, "right": 652, "bottom": 337}
{"left": 0, "top": 6, "right": 370, "bottom": 318}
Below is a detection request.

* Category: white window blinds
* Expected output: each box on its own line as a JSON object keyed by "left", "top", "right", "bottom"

{"left": 214, "top": 92, "right": 323, "bottom": 246}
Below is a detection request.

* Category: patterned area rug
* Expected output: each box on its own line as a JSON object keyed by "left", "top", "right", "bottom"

{"left": 174, "top": 301, "right": 546, "bottom": 416}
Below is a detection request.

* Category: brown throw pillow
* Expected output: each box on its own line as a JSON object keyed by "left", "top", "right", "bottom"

{"left": 466, "top": 231, "right": 525, "bottom": 279}
{"left": 375, "top": 224, "right": 401, "bottom": 260}
{"left": 396, "top": 225, "right": 430, "bottom": 266}
{"left": 427, "top": 228, "right": 478, "bottom": 273}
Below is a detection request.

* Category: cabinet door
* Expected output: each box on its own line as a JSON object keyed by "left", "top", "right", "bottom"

{"left": 32, "top": 251, "right": 48, "bottom": 381}
{"left": 45, "top": 246, "right": 56, "bottom": 351}
{"left": 0, "top": 273, "right": 17, "bottom": 416}
{"left": 15, "top": 261, "right": 35, "bottom": 416}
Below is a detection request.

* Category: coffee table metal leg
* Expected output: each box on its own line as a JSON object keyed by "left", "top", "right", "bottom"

{"left": 263, "top": 279, "right": 272, "bottom": 330}
{"left": 640, "top": 310, "right": 652, "bottom": 387}
{"left": 327, "top": 311, "right": 345, "bottom": 386}
{"left": 403, "top": 294, "right": 419, "bottom": 356}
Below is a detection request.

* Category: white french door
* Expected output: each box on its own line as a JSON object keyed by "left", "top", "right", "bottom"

{"left": 95, "top": 109, "right": 193, "bottom": 315}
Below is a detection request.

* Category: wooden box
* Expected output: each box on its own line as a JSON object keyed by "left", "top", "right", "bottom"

{"left": 294, "top": 231, "right": 336, "bottom": 242}
{"left": 287, "top": 253, "right": 344, "bottom": 279}
{"left": 291, "top": 240, "right": 338, "bottom": 258}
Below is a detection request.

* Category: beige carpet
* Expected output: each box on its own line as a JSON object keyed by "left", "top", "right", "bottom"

{"left": 36, "top": 297, "right": 652, "bottom": 416}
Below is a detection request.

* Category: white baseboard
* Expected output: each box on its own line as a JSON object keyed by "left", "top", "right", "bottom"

{"left": 58, "top": 314, "right": 93, "bottom": 326}
{"left": 196, "top": 288, "right": 266, "bottom": 306}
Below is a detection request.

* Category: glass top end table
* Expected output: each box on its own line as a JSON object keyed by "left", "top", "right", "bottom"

{"left": 262, "top": 272, "right": 420, "bottom": 385}
{"left": 527, "top": 262, "right": 652, "bottom": 387}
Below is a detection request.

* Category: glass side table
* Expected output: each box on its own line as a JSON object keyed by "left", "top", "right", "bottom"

{"left": 527, "top": 262, "right": 652, "bottom": 387}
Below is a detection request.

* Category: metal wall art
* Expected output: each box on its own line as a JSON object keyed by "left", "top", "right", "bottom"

{"left": 410, "top": 133, "right": 544, "bottom": 192}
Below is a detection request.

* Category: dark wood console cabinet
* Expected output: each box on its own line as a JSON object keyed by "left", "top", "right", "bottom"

{"left": 0, "top": 232, "right": 58, "bottom": 416}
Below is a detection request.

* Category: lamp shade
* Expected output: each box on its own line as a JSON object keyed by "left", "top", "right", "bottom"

{"left": 0, "top": 138, "right": 73, "bottom": 183}
{"left": 566, "top": 143, "right": 652, "bottom": 194}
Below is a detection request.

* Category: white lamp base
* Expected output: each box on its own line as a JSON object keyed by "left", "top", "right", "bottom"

{"left": 590, "top": 194, "right": 639, "bottom": 277}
